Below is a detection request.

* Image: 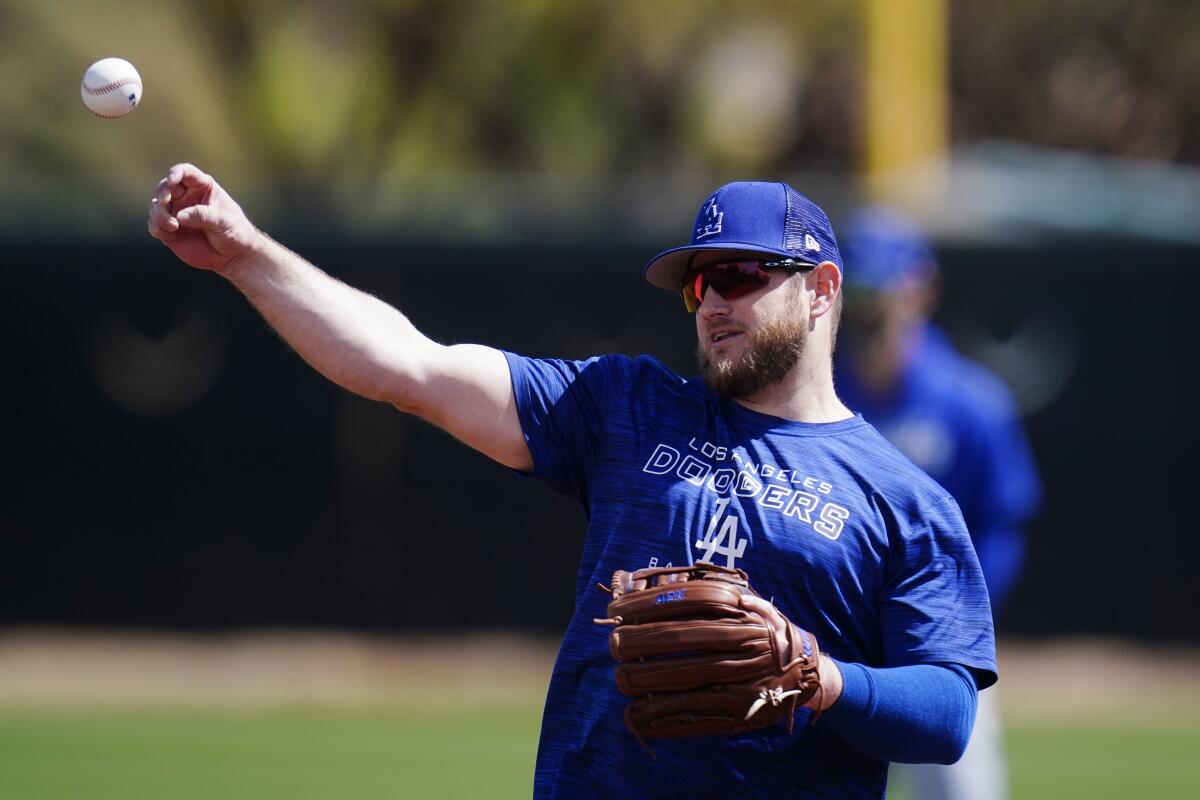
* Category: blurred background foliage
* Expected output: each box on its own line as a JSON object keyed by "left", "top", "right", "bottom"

{"left": 951, "top": 0, "right": 1200, "bottom": 164}
{"left": 2, "top": 0, "right": 1198, "bottom": 241}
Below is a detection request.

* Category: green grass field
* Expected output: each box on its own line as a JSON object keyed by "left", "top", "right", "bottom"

{"left": 0, "top": 708, "right": 542, "bottom": 800}
{"left": 2, "top": 633, "right": 1197, "bottom": 798}
{"left": 1, "top": 709, "right": 1198, "bottom": 799}
{"left": 890, "top": 717, "right": 1200, "bottom": 800}
{"left": 1006, "top": 721, "right": 1200, "bottom": 799}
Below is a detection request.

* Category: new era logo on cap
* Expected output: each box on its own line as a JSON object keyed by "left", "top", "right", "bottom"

{"left": 642, "top": 181, "right": 842, "bottom": 290}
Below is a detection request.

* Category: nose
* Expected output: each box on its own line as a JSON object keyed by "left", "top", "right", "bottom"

{"left": 697, "top": 286, "right": 732, "bottom": 318}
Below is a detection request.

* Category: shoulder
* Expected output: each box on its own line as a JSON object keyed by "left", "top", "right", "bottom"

{"left": 858, "top": 421, "right": 953, "bottom": 500}
{"left": 504, "top": 351, "right": 695, "bottom": 406}
{"left": 837, "top": 421, "right": 965, "bottom": 534}
{"left": 577, "top": 353, "right": 700, "bottom": 397}
{"left": 591, "top": 353, "right": 691, "bottom": 398}
{"left": 627, "top": 353, "right": 686, "bottom": 383}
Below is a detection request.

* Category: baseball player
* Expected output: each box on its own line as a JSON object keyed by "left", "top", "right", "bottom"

{"left": 835, "top": 207, "right": 1043, "bottom": 800}
{"left": 147, "top": 166, "right": 996, "bottom": 799}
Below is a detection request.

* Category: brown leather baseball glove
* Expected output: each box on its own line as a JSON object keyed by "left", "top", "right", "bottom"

{"left": 594, "top": 562, "right": 822, "bottom": 741}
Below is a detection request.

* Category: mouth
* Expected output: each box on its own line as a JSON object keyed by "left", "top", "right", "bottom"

{"left": 709, "top": 329, "right": 743, "bottom": 345}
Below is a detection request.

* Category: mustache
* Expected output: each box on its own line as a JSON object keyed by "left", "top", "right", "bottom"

{"left": 697, "top": 317, "right": 807, "bottom": 398}
{"left": 701, "top": 318, "right": 743, "bottom": 335}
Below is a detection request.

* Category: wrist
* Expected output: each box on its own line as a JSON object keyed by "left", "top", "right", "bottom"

{"left": 219, "top": 228, "right": 270, "bottom": 280}
{"left": 810, "top": 652, "right": 844, "bottom": 712}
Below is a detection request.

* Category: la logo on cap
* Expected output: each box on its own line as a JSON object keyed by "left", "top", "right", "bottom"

{"left": 696, "top": 197, "right": 723, "bottom": 239}
{"left": 804, "top": 233, "right": 821, "bottom": 252}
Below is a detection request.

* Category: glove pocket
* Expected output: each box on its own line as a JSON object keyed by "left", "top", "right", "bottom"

{"left": 610, "top": 618, "right": 766, "bottom": 660}
{"left": 625, "top": 687, "right": 761, "bottom": 738}
{"left": 614, "top": 649, "right": 778, "bottom": 695}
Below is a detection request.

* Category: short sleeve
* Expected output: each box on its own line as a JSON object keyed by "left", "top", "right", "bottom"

{"left": 503, "top": 352, "right": 631, "bottom": 499}
{"left": 880, "top": 496, "right": 998, "bottom": 689}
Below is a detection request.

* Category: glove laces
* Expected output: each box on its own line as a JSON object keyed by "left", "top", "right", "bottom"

{"left": 745, "top": 681, "right": 826, "bottom": 732}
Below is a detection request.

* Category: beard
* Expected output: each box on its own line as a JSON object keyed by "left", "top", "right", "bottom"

{"left": 697, "top": 311, "right": 808, "bottom": 399}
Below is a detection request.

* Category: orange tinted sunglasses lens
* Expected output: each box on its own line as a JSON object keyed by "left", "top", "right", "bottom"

{"left": 681, "top": 261, "right": 772, "bottom": 312}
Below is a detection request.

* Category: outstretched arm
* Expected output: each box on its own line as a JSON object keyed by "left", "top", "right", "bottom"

{"left": 147, "top": 163, "right": 532, "bottom": 472}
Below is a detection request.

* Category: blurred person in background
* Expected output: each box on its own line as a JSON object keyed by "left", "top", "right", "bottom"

{"left": 834, "top": 207, "right": 1043, "bottom": 800}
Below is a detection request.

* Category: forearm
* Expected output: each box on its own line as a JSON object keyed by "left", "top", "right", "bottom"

{"left": 223, "top": 234, "right": 433, "bottom": 405}
{"left": 820, "top": 661, "right": 978, "bottom": 764}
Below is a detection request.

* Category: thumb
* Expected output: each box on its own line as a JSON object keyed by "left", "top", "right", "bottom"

{"left": 176, "top": 204, "right": 225, "bottom": 231}
{"left": 741, "top": 593, "right": 784, "bottom": 620}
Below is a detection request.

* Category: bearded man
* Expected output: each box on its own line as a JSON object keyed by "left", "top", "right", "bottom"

{"left": 149, "top": 170, "right": 995, "bottom": 800}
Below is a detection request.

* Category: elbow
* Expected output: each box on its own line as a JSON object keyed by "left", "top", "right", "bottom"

{"left": 895, "top": 713, "right": 972, "bottom": 765}
{"left": 898, "top": 666, "right": 980, "bottom": 765}
{"left": 318, "top": 351, "right": 417, "bottom": 406}
{"left": 359, "top": 350, "right": 433, "bottom": 408}
{"left": 931, "top": 681, "right": 979, "bottom": 765}
{"left": 930, "top": 728, "right": 971, "bottom": 766}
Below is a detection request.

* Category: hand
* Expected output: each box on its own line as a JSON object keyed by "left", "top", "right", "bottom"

{"left": 740, "top": 594, "right": 843, "bottom": 713}
{"left": 597, "top": 563, "right": 830, "bottom": 739}
{"left": 147, "top": 163, "right": 262, "bottom": 273}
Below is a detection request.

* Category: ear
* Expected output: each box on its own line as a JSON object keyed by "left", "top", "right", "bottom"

{"left": 809, "top": 261, "right": 842, "bottom": 320}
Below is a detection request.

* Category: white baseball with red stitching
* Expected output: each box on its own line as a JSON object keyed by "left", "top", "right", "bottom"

{"left": 81, "top": 58, "right": 142, "bottom": 118}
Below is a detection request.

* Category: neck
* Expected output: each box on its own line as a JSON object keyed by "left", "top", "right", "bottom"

{"left": 733, "top": 349, "right": 853, "bottom": 424}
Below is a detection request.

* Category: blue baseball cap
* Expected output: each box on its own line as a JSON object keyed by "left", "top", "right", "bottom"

{"left": 841, "top": 206, "right": 936, "bottom": 292}
{"left": 643, "top": 181, "right": 842, "bottom": 290}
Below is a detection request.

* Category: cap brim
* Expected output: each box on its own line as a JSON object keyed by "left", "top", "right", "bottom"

{"left": 642, "top": 242, "right": 796, "bottom": 290}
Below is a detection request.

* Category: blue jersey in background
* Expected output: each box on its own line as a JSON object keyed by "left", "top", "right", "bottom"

{"left": 836, "top": 325, "right": 1042, "bottom": 612}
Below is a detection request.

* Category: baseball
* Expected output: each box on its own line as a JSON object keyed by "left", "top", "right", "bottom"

{"left": 81, "top": 57, "right": 142, "bottom": 118}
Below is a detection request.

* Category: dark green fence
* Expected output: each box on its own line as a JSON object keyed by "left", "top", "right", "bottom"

{"left": 1, "top": 239, "right": 1195, "bottom": 638}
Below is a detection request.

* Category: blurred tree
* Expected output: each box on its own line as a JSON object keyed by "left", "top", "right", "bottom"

{"left": 1, "top": 0, "right": 1197, "bottom": 238}
{"left": 950, "top": 0, "right": 1200, "bottom": 163}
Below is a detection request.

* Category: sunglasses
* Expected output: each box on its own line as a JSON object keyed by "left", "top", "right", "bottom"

{"left": 681, "top": 259, "right": 817, "bottom": 313}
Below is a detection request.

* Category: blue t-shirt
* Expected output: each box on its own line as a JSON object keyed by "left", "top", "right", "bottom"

{"left": 505, "top": 351, "right": 996, "bottom": 800}
{"left": 835, "top": 325, "right": 1042, "bottom": 611}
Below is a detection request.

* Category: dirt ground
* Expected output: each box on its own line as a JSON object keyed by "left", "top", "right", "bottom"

{"left": 0, "top": 629, "right": 1196, "bottom": 722}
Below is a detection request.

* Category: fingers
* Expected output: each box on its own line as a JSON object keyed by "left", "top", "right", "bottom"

{"left": 148, "top": 163, "right": 216, "bottom": 239}
{"left": 166, "top": 162, "right": 211, "bottom": 191}
{"left": 740, "top": 594, "right": 778, "bottom": 617}
{"left": 147, "top": 195, "right": 178, "bottom": 240}
{"left": 175, "top": 204, "right": 224, "bottom": 231}
{"left": 158, "top": 163, "right": 214, "bottom": 212}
